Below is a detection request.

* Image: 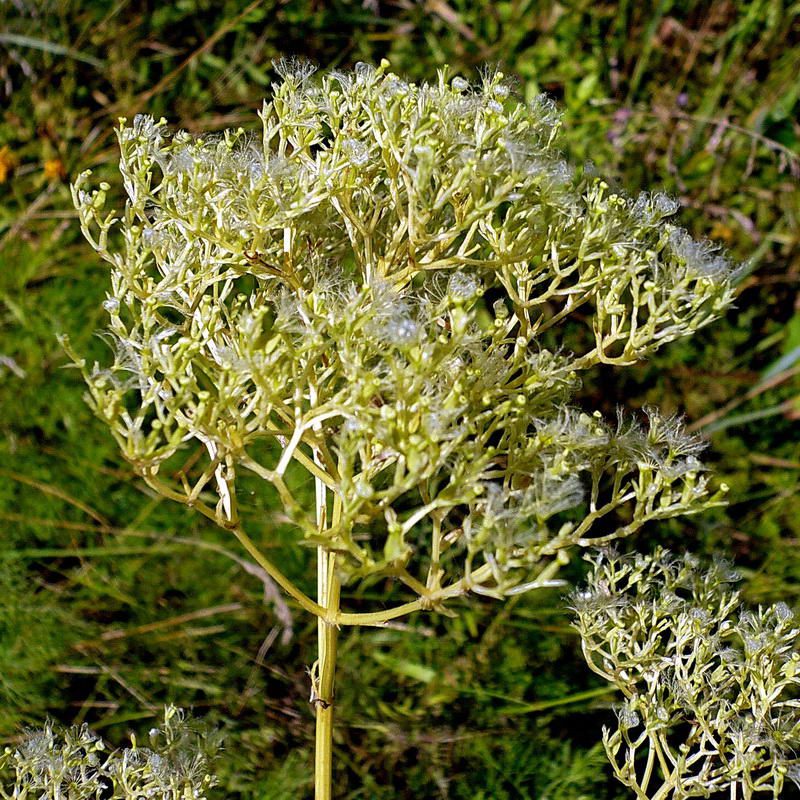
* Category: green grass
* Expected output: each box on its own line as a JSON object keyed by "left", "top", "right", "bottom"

{"left": 0, "top": 1, "right": 797, "bottom": 796}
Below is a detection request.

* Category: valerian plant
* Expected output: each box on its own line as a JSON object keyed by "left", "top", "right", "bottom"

{"left": 573, "top": 549, "right": 800, "bottom": 800}
{"left": 65, "top": 58, "right": 737, "bottom": 797}
{"left": 0, "top": 706, "right": 221, "bottom": 799}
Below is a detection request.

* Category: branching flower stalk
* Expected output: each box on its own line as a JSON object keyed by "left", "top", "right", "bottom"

{"left": 573, "top": 549, "right": 800, "bottom": 799}
{"left": 0, "top": 706, "right": 220, "bottom": 799}
{"left": 68, "top": 59, "right": 737, "bottom": 797}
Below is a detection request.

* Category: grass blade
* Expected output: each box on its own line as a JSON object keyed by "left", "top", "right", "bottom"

{"left": 0, "top": 32, "right": 104, "bottom": 70}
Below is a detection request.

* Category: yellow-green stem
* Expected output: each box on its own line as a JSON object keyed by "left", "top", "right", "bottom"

{"left": 312, "top": 418, "right": 340, "bottom": 800}
{"left": 315, "top": 548, "right": 340, "bottom": 800}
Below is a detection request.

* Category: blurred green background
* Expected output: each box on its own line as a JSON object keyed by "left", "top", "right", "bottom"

{"left": 0, "top": 1, "right": 798, "bottom": 797}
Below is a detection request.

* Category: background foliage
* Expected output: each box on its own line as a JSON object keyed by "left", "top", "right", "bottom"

{"left": 0, "top": 1, "right": 798, "bottom": 797}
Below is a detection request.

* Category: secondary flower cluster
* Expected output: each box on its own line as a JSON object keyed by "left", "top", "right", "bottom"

{"left": 69, "top": 59, "right": 736, "bottom": 605}
{"left": 573, "top": 549, "right": 800, "bottom": 798}
{"left": 0, "top": 707, "right": 220, "bottom": 800}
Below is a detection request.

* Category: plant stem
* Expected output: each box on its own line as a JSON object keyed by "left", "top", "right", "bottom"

{"left": 228, "top": 525, "right": 327, "bottom": 618}
{"left": 312, "top": 424, "right": 340, "bottom": 800}
{"left": 315, "top": 548, "right": 340, "bottom": 800}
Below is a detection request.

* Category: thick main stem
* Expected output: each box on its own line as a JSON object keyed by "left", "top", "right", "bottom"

{"left": 314, "top": 548, "right": 340, "bottom": 800}
{"left": 311, "top": 418, "right": 340, "bottom": 800}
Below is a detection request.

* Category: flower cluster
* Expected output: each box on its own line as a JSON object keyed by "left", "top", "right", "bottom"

{"left": 68, "top": 59, "right": 736, "bottom": 609}
{"left": 573, "top": 549, "right": 800, "bottom": 798}
{"left": 0, "top": 707, "right": 220, "bottom": 799}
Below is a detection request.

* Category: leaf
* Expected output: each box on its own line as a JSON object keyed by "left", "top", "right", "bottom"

{"left": 499, "top": 685, "right": 615, "bottom": 715}
{"left": 0, "top": 33, "right": 104, "bottom": 70}
{"left": 370, "top": 651, "right": 436, "bottom": 683}
{"left": 760, "top": 313, "right": 800, "bottom": 381}
{"left": 761, "top": 343, "right": 800, "bottom": 383}
{"left": 574, "top": 73, "right": 599, "bottom": 106}
{"left": 704, "top": 399, "right": 794, "bottom": 434}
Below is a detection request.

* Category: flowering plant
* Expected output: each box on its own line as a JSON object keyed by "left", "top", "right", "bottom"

{"left": 0, "top": 707, "right": 220, "bottom": 799}
{"left": 574, "top": 549, "right": 800, "bottom": 799}
{"left": 67, "top": 59, "right": 737, "bottom": 796}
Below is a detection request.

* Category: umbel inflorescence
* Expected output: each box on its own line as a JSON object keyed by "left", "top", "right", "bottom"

{"left": 574, "top": 549, "right": 800, "bottom": 799}
{"left": 1, "top": 707, "right": 220, "bottom": 800}
{"left": 68, "top": 58, "right": 738, "bottom": 796}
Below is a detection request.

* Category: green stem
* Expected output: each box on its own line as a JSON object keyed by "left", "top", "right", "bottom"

{"left": 141, "top": 471, "right": 327, "bottom": 618}
{"left": 228, "top": 526, "right": 327, "bottom": 619}
{"left": 312, "top": 424, "right": 340, "bottom": 800}
{"left": 314, "top": 550, "right": 340, "bottom": 799}
{"left": 335, "top": 562, "right": 494, "bottom": 626}
{"left": 641, "top": 740, "right": 656, "bottom": 794}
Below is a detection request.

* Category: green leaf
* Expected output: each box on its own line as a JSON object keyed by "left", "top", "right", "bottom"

{"left": 0, "top": 33, "right": 104, "bottom": 69}
{"left": 499, "top": 686, "right": 615, "bottom": 715}
{"left": 371, "top": 651, "right": 436, "bottom": 684}
{"left": 761, "top": 343, "right": 800, "bottom": 383}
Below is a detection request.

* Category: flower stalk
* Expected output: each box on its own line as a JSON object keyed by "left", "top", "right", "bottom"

{"left": 314, "top": 549, "right": 339, "bottom": 799}
{"left": 573, "top": 549, "right": 800, "bottom": 798}
{"left": 313, "top": 444, "right": 340, "bottom": 798}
